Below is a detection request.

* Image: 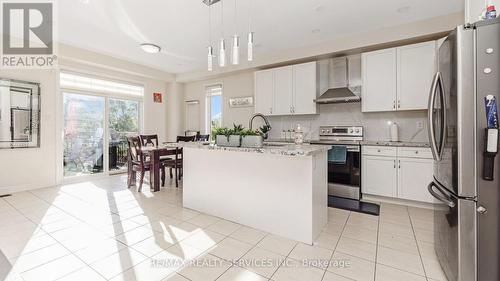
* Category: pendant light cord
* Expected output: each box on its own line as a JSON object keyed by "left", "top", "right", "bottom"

{"left": 208, "top": 5, "right": 211, "bottom": 45}
{"left": 248, "top": 0, "right": 253, "bottom": 31}
{"left": 234, "top": 0, "right": 237, "bottom": 34}
{"left": 221, "top": 0, "right": 224, "bottom": 38}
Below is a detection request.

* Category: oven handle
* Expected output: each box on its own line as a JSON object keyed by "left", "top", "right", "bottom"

{"left": 332, "top": 145, "right": 360, "bottom": 152}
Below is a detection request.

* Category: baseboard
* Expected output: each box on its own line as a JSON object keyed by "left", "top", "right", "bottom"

{"left": 0, "top": 183, "right": 58, "bottom": 196}
{"left": 361, "top": 194, "right": 438, "bottom": 210}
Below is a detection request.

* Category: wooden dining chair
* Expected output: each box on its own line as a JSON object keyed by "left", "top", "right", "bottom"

{"left": 139, "top": 134, "right": 159, "bottom": 147}
{"left": 196, "top": 134, "right": 210, "bottom": 141}
{"left": 127, "top": 136, "right": 166, "bottom": 191}
{"left": 176, "top": 135, "right": 196, "bottom": 142}
{"left": 162, "top": 148, "right": 183, "bottom": 188}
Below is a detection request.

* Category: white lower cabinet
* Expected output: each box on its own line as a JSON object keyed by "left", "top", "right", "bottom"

{"left": 362, "top": 146, "right": 436, "bottom": 203}
{"left": 398, "top": 157, "right": 435, "bottom": 203}
{"left": 362, "top": 155, "right": 397, "bottom": 197}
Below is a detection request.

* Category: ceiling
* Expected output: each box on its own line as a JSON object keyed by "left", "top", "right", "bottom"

{"left": 58, "top": 0, "right": 463, "bottom": 74}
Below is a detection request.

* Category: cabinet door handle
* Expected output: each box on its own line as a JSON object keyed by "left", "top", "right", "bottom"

{"left": 398, "top": 100, "right": 401, "bottom": 109}
{"left": 393, "top": 100, "right": 396, "bottom": 109}
{"left": 270, "top": 108, "right": 272, "bottom": 114}
{"left": 393, "top": 160, "right": 396, "bottom": 168}
{"left": 398, "top": 160, "right": 401, "bottom": 169}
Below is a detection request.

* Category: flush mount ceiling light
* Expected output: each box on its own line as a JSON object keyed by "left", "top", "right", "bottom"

{"left": 140, "top": 43, "right": 161, "bottom": 54}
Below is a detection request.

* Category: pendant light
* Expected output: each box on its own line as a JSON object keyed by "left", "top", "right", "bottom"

{"left": 247, "top": 32, "right": 254, "bottom": 61}
{"left": 207, "top": 4, "right": 214, "bottom": 71}
{"left": 218, "top": 0, "right": 226, "bottom": 67}
{"left": 247, "top": 0, "right": 254, "bottom": 61}
{"left": 231, "top": 0, "right": 239, "bottom": 65}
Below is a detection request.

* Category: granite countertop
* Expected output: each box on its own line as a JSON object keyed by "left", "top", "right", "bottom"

{"left": 360, "top": 140, "right": 430, "bottom": 148}
{"left": 265, "top": 139, "right": 430, "bottom": 148}
{"left": 164, "top": 142, "right": 331, "bottom": 156}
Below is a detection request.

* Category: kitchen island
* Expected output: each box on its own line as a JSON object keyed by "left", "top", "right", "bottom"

{"left": 170, "top": 142, "right": 330, "bottom": 244}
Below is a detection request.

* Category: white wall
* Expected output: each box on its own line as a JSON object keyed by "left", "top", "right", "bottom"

{"left": 183, "top": 72, "right": 255, "bottom": 134}
{"left": 166, "top": 81, "right": 185, "bottom": 142}
{"left": 466, "top": 0, "right": 498, "bottom": 23}
{"left": 0, "top": 69, "right": 59, "bottom": 193}
{"left": 267, "top": 104, "right": 428, "bottom": 142}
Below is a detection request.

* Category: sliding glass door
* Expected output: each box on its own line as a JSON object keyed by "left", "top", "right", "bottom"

{"left": 108, "top": 98, "right": 139, "bottom": 172}
{"left": 63, "top": 93, "right": 105, "bottom": 177}
{"left": 63, "top": 93, "right": 141, "bottom": 178}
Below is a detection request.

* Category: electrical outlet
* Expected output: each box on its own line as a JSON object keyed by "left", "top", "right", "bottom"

{"left": 416, "top": 121, "right": 424, "bottom": 129}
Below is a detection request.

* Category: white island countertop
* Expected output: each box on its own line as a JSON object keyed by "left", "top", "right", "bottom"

{"left": 173, "top": 140, "right": 330, "bottom": 244}
{"left": 165, "top": 142, "right": 331, "bottom": 156}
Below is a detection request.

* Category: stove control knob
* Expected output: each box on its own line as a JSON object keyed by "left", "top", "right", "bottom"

{"left": 355, "top": 129, "right": 360, "bottom": 133}
{"left": 349, "top": 129, "right": 353, "bottom": 133}
{"left": 321, "top": 130, "right": 325, "bottom": 134}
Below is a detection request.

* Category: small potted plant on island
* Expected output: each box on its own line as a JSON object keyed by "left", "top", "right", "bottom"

{"left": 213, "top": 124, "right": 243, "bottom": 147}
{"left": 213, "top": 124, "right": 266, "bottom": 148}
{"left": 240, "top": 129, "right": 263, "bottom": 148}
{"left": 259, "top": 125, "right": 271, "bottom": 140}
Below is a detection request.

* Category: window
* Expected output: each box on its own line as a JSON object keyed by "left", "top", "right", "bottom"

{"left": 60, "top": 72, "right": 144, "bottom": 97}
{"left": 205, "top": 84, "right": 222, "bottom": 134}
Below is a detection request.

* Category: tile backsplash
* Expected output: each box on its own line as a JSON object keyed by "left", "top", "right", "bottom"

{"left": 267, "top": 103, "right": 429, "bottom": 142}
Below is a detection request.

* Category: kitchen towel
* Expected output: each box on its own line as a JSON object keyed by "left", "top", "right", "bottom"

{"left": 328, "top": 146, "right": 347, "bottom": 164}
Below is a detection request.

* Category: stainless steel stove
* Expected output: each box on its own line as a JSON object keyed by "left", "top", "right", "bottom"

{"left": 311, "top": 126, "right": 363, "bottom": 200}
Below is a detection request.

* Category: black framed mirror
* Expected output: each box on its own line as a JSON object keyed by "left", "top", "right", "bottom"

{"left": 0, "top": 79, "right": 40, "bottom": 149}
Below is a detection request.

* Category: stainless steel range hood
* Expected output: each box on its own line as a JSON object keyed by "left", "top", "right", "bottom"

{"left": 314, "top": 57, "right": 361, "bottom": 104}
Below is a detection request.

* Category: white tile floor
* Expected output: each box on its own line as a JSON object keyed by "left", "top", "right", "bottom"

{"left": 0, "top": 175, "right": 448, "bottom": 281}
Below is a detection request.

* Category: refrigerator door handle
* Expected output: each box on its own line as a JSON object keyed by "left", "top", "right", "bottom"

{"left": 428, "top": 182, "right": 456, "bottom": 208}
{"left": 438, "top": 73, "right": 447, "bottom": 160}
{"left": 428, "top": 72, "right": 441, "bottom": 161}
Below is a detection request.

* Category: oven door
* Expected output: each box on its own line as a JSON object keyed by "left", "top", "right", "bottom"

{"left": 327, "top": 145, "right": 361, "bottom": 199}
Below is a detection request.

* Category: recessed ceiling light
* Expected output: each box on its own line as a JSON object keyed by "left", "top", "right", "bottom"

{"left": 312, "top": 29, "right": 321, "bottom": 34}
{"left": 397, "top": 6, "right": 411, "bottom": 13}
{"left": 140, "top": 43, "right": 161, "bottom": 54}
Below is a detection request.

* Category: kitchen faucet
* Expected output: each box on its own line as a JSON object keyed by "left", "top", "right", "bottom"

{"left": 249, "top": 113, "right": 272, "bottom": 131}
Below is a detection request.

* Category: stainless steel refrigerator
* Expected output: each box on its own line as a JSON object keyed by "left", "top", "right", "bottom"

{"left": 427, "top": 18, "right": 499, "bottom": 281}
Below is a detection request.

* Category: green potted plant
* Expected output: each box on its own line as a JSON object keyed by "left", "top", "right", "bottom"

{"left": 213, "top": 124, "right": 242, "bottom": 147}
{"left": 258, "top": 125, "right": 271, "bottom": 140}
{"left": 241, "top": 129, "right": 264, "bottom": 148}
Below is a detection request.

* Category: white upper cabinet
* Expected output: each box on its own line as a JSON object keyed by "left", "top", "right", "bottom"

{"left": 255, "top": 69, "right": 275, "bottom": 115}
{"left": 274, "top": 66, "right": 293, "bottom": 115}
{"left": 362, "top": 48, "right": 398, "bottom": 112}
{"left": 397, "top": 41, "right": 437, "bottom": 110}
{"left": 255, "top": 62, "right": 317, "bottom": 116}
{"left": 362, "top": 41, "right": 437, "bottom": 112}
{"left": 293, "top": 62, "right": 317, "bottom": 115}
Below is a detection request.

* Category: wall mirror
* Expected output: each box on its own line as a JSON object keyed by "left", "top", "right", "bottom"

{"left": 0, "top": 79, "right": 40, "bottom": 149}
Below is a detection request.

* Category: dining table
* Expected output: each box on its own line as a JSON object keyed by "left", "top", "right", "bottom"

{"left": 128, "top": 145, "right": 178, "bottom": 192}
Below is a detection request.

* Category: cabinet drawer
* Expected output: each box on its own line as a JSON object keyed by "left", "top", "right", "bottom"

{"left": 397, "top": 147, "right": 433, "bottom": 159}
{"left": 362, "top": 146, "right": 397, "bottom": 157}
